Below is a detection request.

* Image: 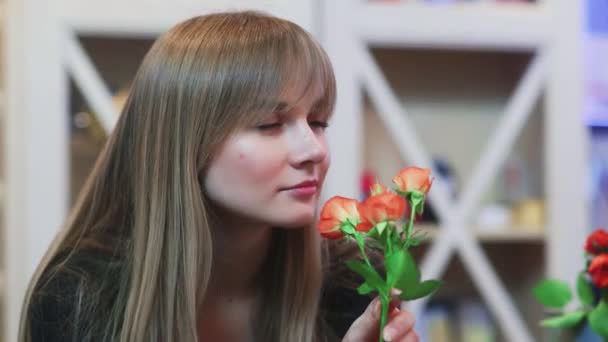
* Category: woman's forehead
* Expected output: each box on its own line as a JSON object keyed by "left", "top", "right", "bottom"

{"left": 276, "top": 81, "right": 325, "bottom": 111}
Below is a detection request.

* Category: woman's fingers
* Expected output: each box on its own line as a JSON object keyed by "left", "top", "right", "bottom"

{"left": 342, "top": 289, "right": 418, "bottom": 342}
{"left": 382, "top": 309, "right": 416, "bottom": 342}
{"left": 389, "top": 297, "right": 402, "bottom": 312}
{"left": 396, "top": 330, "right": 419, "bottom": 342}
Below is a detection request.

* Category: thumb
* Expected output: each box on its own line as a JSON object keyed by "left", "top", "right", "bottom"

{"left": 363, "top": 291, "right": 402, "bottom": 325}
{"left": 343, "top": 291, "right": 403, "bottom": 342}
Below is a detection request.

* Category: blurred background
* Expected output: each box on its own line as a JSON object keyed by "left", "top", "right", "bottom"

{"left": 1, "top": 0, "right": 606, "bottom": 341}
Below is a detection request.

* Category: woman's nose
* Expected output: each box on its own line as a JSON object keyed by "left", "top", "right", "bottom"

{"left": 288, "top": 122, "right": 327, "bottom": 167}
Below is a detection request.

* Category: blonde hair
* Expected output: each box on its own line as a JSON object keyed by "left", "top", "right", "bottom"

{"left": 19, "top": 11, "right": 336, "bottom": 342}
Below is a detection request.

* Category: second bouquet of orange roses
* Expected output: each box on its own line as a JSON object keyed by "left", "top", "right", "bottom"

{"left": 317, "top": 166, "right": 442, "bottom": 342}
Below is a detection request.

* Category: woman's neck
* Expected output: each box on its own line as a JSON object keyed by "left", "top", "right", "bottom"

{"left": 205, "top": 210, "right": 273, "bottom": 302}
{"left": 198, "top": 210, "right": 272, "bottom": 342}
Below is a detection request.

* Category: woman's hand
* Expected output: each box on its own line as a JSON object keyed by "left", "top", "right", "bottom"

{"left": 342, "top": 291, "right": 418, "bottom": 342}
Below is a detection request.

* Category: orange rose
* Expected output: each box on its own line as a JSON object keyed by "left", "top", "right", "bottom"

{"left": 356, "top": 192, "right": 407, "bottom": 233}
{"left": 392, "top": 167, "right": 433, "bottom": 195}
{"left": 317, "top": 196, "right": 360, "bottom": 239}
{"left": 588, "top": 253, "right": 608, "bottom": 288}
{"left": 585, "top": 229, "right": 608, "bottom": 255}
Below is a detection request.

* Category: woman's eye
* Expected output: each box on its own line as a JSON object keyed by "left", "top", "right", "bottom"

{"left": 309, "top": 121, "right": 329, "bottom": 130}
{"left": 256, "top": 123, "right": 282, "bottom": 130}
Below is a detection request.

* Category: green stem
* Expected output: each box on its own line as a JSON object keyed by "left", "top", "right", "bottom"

{"left": 354, "top": 233, "right": 374, "bottom": 270}
{"left": 379, "top": 295, "right": 389, "bottom": 342}
{"left": 404, "top": 202, "right": 417, "bottom": 248}
{"left": 386, "top": 227, "right": 393, "bottom": 255}
{"left": 378, "top": 233, "right": 392, "bottom": 342}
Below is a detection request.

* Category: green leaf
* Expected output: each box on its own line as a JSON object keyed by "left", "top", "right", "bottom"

{"left": 354, "top": 233, "right": 365, "bottom": 250}
{"left": 541, "top": 310, "right": 586, "bottom": 328}
{"left": 577, "top": 272, "right": 595, "bottom": 307}
{"left": 395, "top": 189, "right": 408, "bottom": 198}
{"left": 533, "top": 279, "right": 573, "bottom": 309}
{"left": 367, "top": 226, "right": 380, "bottom": 240}
{"left": 394, "top": 250, "right": 420, "bottom": 291}
{"left": 346, "top": 217, "right": 360, "bottom": 227}
{"left": 411, "top": 191, "right": 424, "bottom": 208}
{"left": 375, "top": 221, "right": 389, "bottom": 235}
{"left": 400, "top": 280, "right": 442, "bottom": 300}
{"left": 341, "top": 223, "right": 356, "bottom": 235}
{"left": 589, "top": 301, "right": 608, "bottom": 338}
{"left": 416, "top": 200, "right": 425, "bottom": 215}
{"left": 357, "top": 282, "right": 376, "bottom": 295}
{"left": 386, "top": 250, "right": 407, "bottom": 288}
{"left": 345, "top": 260, "right": 387, "bottom": 296}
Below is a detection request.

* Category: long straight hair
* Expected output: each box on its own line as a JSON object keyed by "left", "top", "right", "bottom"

{"left": 19, "top": 11, "right": 336, "bottom": 342}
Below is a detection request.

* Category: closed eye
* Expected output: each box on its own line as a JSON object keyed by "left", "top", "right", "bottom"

{"left": 256, "top": 123, "right": 282, "bottom": 130}
{"left": 309, "top": 121, "right": 329, "bottom": 130}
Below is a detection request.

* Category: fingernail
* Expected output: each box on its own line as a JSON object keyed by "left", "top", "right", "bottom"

{"left": 391, "top": 288, "right": 402, "bottom": 296}
{"left": 383, "top": 328, "right": 395, "bottom": 341}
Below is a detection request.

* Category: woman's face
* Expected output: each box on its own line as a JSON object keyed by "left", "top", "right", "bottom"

{"left": 204, "top": 84, "right": 331, "bottom": 228}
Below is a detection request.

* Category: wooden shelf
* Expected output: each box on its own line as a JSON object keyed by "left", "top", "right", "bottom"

{"left": 416, "top": 224, "right": 544, "bottom": 243}
{"left": 355, "top": 2, "right": 550, "bottom": 50}
{"left": 58, "top": 0, "right": 316, "bottom": 37}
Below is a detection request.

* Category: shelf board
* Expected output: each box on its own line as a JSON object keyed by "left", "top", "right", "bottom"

{"left": 355, "top": 2, "right": 551, "bottom": 50}
{"left": 59, "top": 1, "right": 226, "bottom": 37}
{"left": 416, "top": 224, "right": 545, "bottom": 243}
{"left": 58, "top": 0, "right": 314, "bottom": 37}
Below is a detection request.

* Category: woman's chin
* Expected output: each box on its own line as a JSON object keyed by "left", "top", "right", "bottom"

{"left": 275, "top": 213, "right": 315, "bottom": 228}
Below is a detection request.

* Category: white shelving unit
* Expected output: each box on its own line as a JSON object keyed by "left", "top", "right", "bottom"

{"left": 323, "top": 0, "right": 588, "bottom": 341}
{"left": 355, "top": 2, "right": 551, "bottom": 50}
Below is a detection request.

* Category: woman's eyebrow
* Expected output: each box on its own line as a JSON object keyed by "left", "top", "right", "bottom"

{"left": 273, "top": 96, "right": 325, "bottom": 115}
{"left": 272, "top": 95, "right": 325, "bottom": 115}
{"left": 274, "top": 101, "right": 289, "bottom": 113}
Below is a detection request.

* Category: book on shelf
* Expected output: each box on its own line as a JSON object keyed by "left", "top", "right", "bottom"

{"left": 417, "top": 299, "right": 496, "bottom": 342}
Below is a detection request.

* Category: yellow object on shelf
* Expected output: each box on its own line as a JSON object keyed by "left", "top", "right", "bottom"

{"left": 511, "top": 199, "right": 545, "bottom": 233}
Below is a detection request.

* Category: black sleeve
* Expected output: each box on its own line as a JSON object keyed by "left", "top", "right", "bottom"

{"left": 321, "top": 285, "right": 372, "bottom": 339}
{"left": 28, "top": 272, "right": 81, "bottom": 342}
{"left": 27, "top": 247, "right": 123, "bottom": 342}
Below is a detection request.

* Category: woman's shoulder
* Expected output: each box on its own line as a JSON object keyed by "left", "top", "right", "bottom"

{"left": 28, "top": 248, "right": 121, "bottom": 342}
{"left": 320, "top": 282, "right": 372, "bottom": 340}
{"left": 29, "top": 262, "right": 84, "bottom": 341}
{"left": 33, "top": 247, "right": 119, "bottom": 297}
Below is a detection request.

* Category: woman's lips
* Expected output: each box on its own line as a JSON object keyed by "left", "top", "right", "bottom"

{"left": 281, "top": 181, "right": 318, "bottom": 197}
{"left": 286, "top": 185, "right": 317, "bottom": 197}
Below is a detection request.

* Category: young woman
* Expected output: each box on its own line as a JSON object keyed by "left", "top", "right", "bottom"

{"left": 20, "top": 11, "right": 418, "bottom": 342}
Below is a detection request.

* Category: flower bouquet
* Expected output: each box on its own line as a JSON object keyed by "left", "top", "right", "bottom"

{"left": 317, "top": 167, "right": 442, "bottom": 342}
{"left": 533, "top": 228, "right": 608, "bottom": 341}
